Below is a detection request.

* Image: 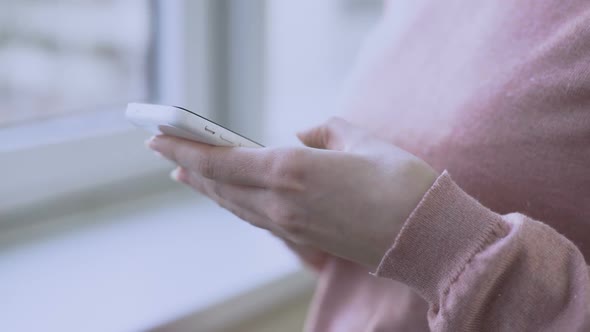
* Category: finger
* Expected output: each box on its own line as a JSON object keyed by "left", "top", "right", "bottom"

{"left": 171, "top": 167, "right": 199, "bottom": 189}
{"left": 174, "top": 167, "right": 284, "bottom": 233}
{"left": 176, "top": 166, "right": 267, "bottom": 225}
{"left": 149, "top": 135, "right": 272, "bottom": 187}
{"left": 194, "top": 172, "right": 270, "bottom": 223}
{"left": 296, "top": 117, "right": 365, "bottom": 151}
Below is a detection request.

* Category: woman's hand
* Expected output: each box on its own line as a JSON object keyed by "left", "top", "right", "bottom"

{"left": 148, "top": 118, "right": 438, "bottom": 269}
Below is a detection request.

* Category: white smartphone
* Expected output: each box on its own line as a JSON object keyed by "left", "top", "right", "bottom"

{"left": 126, "top": 103, "right": 263, "bottom": 148}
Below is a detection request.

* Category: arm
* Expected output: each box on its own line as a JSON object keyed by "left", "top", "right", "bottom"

{"left": 376, "top": 171, "right": 590, "bottom": 331}
{"left": 148, "top": 118, "right": 590, "bottom": 331}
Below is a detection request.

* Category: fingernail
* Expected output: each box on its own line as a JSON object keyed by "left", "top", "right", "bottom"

{"left": 153, "top": 151, "right": 165, "bottom": 159}
{"left": 170, "top": 168, "right": 180, "bottom": 182}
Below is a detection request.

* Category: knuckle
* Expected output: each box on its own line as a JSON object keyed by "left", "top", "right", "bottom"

{"left": 268, "top": 148, "right": 308, "bottom": 189}
{"left": 185, "top": 175, "right": 203, "bottom": 193}
{"left": 268, "top": 204, "right": 305, "bottom": 236}
{"left": 326, "top": 116, "right": 344, "bottom": 127}
{"left": 325, "top": 116, "right": 348, "bottom": 133}
{"left": 182, "top": 172, "right": 206, "bottom": 193}
{"left": 199, "top": 182, "right": 217, "bottom": 201}
{"left": 208, "top": 181, "right": 223, "bottom": 199}
{"left": 196, "top": 156, "right": 216, "bottom": 179}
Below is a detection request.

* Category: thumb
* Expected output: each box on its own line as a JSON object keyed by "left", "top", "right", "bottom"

{"left": 296, "top": 117, "right": 361, "bottom": 151}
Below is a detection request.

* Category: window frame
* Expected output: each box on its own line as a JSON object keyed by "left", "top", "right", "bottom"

{"left": 0, "top": 0, "right": 227, "bottom": 216}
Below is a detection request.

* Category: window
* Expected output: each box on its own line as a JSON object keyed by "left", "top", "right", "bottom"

{"left": 265, "top": 0, "right": 381, "bottom": 145}
{"left": 0, "top": 0, "right": 152, "bottom": 128}
{"left": 0, "top": 1, "right": 172, "bottom": 214}
{"left": 0, "top": 2, "right": 383, "bottom": 330}
{"left": 0, "top": 0, "right": 262, "bottom": 219}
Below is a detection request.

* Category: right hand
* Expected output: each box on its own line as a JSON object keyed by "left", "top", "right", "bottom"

{"left": 149, "top": 118, "right": 437, "bottom": 270}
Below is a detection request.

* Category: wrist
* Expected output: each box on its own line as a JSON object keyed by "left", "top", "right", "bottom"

{"left": 371, "top": 160, "right": 439, "bottom": 269}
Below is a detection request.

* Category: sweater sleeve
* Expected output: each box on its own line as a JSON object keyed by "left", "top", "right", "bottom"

{"left": 374, "top": 171, "right": 590, "bottom": 331}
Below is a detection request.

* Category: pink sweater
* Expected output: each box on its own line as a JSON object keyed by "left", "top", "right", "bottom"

{"left": 303, "top": 0, "right": 590, "bottom": 331}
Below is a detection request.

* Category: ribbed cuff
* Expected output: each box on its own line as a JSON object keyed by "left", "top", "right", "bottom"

{"left": 374, "top": 171, "right": 509, "bottom": 304}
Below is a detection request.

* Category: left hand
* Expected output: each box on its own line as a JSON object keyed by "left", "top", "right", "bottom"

{"left": 148, "top": 118, "right": 438, "bottom": 269}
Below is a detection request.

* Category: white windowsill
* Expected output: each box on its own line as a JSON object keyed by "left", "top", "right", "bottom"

{"left": 0, "top": 186, "right": 307, "bottom": 332}
{"left": 0, "top": 109, "right": 169, "bottom": 212}
{"left": 0, "top": 109, "right": 133, "bottom": 152}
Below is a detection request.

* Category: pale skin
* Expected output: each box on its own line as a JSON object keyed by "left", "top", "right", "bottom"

{"left": 148, "top": 117, "right": 439, "bottom": 270}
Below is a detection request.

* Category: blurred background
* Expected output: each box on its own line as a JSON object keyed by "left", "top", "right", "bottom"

{"left": 0, "top": 1, "right": 381, "bottom": 331}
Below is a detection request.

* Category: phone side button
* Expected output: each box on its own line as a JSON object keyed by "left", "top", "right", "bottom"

{"left": 219, "top": 134, "right": 235, "bottom": 145}
{"left": 204, "top": 126, "right": 216, "bottom": 135}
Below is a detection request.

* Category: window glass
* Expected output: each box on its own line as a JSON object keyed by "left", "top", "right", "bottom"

{"left": 0, "top": 0, "right": 151, "bottom": 127}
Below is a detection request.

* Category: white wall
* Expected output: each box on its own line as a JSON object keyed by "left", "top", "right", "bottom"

{"left": 264, "top": 0, "right": 381, "bottom": 145}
